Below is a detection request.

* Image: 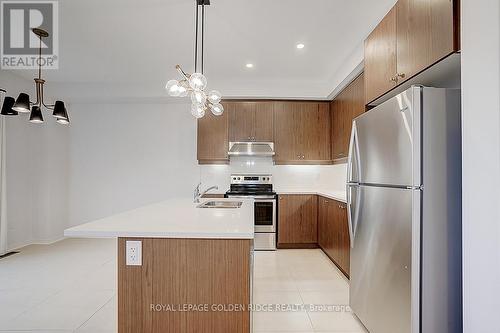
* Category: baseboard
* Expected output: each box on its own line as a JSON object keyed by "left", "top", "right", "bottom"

{"left": 318, "top": 245, "right": 350, "bottom": 279}
{"left": 9, "top": 236, "right": 66, "bottom": 252}
{"left": 277, "top": 243, "right": 318, "bottom": 249}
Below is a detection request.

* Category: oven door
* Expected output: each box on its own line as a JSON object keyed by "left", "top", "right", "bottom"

{"left": 254, "top": 198, "right": 276, "bottom": 233}
{"left": 226, "top": 195, "right": 276, "bottom": 233}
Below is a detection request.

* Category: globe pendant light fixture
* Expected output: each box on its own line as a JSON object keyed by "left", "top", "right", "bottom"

{"left": 1, "top": 28, "right": 70, "bottom": 124}
{"left": 165, "top": 0, "right": 223, "bottom": 118}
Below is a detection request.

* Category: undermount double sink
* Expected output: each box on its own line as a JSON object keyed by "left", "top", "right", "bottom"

{"left": 197, "top": 201, "right": 243, "bottom": 209}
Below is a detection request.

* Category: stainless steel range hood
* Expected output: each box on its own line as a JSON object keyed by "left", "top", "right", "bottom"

{"left": 228, "top": 142, "right": 275, "bottom": 157}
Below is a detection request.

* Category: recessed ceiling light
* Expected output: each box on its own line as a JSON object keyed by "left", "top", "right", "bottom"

{"left": 296, "top": 43, "right": 305, "bottom": 49}
{"left": 246, "top": 63, "right": 254, "bottom": 68}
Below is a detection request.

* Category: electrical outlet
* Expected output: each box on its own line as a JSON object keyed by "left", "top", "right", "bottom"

{"left": 126, "top": 240, "right": 142, "bottom": 266}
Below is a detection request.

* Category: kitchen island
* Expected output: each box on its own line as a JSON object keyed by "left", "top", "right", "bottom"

{"left": 65, "top": 198, "right": 254, "bottom": 333}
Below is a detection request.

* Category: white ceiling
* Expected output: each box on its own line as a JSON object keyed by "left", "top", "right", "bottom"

{"left": 6, "top": 0, "right": 397, "bottom": 103}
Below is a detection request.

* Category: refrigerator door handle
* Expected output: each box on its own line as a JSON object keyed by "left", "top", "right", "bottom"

{"left": 347, "top": 184, "right": 354, "bottom": 247}
{"left": 347, "top": 121, "right": 356, "bottom": 184}
{"left": 347, "top": 121, "right": 361, "bottom": 248}
{"left": 346, "top": 184, "right": 360, "bottom": 248}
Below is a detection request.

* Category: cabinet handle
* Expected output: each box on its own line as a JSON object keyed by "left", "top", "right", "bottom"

{"left": 397, "top": 73, "right": 406, "bottom": 79}
{"left": 390, "top": 76, "right": 398, "bottom": 83}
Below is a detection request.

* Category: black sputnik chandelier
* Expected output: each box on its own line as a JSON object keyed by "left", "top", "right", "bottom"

{"left": 1, "top": 28, "right": 69, "bottom": 124}
{"left": 165, "top": 0, "right": 223, "bottom": 118}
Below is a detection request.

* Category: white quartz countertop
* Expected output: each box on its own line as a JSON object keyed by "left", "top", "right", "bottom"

{"left": 64, "top": 198, "right": 254, "bottom": 239}
{"left": 276, "top": 189, "right": 347, "bottom": 203}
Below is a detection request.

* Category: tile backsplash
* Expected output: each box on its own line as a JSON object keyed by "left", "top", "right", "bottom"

{"left": 199, "top": 157, "right": 347, "bottom": 193}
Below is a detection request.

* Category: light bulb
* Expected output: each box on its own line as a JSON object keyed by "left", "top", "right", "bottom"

{"left": 191, "top": 103, "right": 206, "bottom": 119}
{"left": 207, "top": 90, "right": 222, "bottom": 104}
{"left": 189, "top": 73, "right": 207, "bottom": 90}
{"left": 210, "top": 103, "right": 224, "bottom": 116}
{"left": 165, "top": 80, "right": 180, "bottom": 97}
{"left": 178, "top": 80, "right": 189, "bottom": 97}
{"left": 191, "top": 90, "right": 207, "bottom": 105}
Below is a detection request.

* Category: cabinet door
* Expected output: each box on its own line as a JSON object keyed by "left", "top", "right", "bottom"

{"left": 274, "top": 102, "right": 303, "bottom": 162}
{"left": 332, "top": 87, "right": 349, "bottom": 160}
{"left": 278, "top": 195, "right": 318, "bottom": 245}
{"left": 274, "top": 102, "right": 331, "bottom": 164}
{"left": 364, "top": 6, "right": 397, "bottom": 104}
{"left": 197, "top": 107, "right": 229, "bottom": 164}
{"left": 333, "top": 201, "right": 350, "bottom": 276}
{"left": 254, "top": 102, "right": 274, "bottom": 142}
{"left": 302, "top": 102, "right": 331, "bottom": 161}
{"left": 396, "top": 0, "right": 456, "bottom": 84}
{"left": 333, "top": 73, "right": 365, "bottom": 161}
{"left": 228, "top": 102, "right": 255, "bottom": 142}
{"left": 318, "top": 197, "right": 333, "bottom": 253}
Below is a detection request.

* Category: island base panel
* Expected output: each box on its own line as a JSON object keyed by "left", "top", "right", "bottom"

{"left": 118, "top": 238, "right": 251, "bottom": 333}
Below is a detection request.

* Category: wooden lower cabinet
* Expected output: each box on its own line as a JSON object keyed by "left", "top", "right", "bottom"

{"left": 318, "top": 196, "right": 350, "bottom": 277}
{"left": 277, "top": 195, "right": 318, "bottom": 247}
{"left": 118, "top": 238, "right": 251, "bottom": 333}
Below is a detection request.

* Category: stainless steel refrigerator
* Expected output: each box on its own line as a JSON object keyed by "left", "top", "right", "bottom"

{"left": 347, "top": 86, "right": 462, "bottom": 333}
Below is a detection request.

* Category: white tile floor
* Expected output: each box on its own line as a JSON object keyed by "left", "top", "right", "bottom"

{"left": 0, "top": 239, "right": 367, "bottom": 333}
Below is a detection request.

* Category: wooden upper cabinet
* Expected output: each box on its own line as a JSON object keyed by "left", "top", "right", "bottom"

{"left": 228, "top": 102, "right": 254, "bottom": 142}
{"left": 365, "top": 0, "right": 460, "bottom": 104}
{"left": 274, "top": 102, "right": 331, "bottom": 164}
{"left": 364, "top": 6, "right": 397, "bottom": 104}
{"left": 303, "top": 102, "right": 331, "bottom": 161}
{"left": 254, "top": 102, "right": 274, "bottom": 142}
{"left": 332, "top": 73, "right": 365, "bottom": 162}
{"left": 274, "top": 102, "right": 300, "bottom": 162}
{"left": 396, "top": 0, "right": 457, "bottom": 84}
{"left": 197, "top": 104, "right": 229, "bottom": 164}
{"left": 277, "top": 194, "right": 318, "bottom": 246}
{"left": 228, "top": 101, "right": 273, "bottom": 142}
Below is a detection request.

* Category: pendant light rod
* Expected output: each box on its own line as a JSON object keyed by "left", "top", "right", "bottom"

{"left": 201, "top": 4, "right": 205, "bottom": 75}
{"left": 38, "top": 35, "right": 42, "bottom": 80}
{"left": 194, "top": 1, "right": 199, "bottom": 73}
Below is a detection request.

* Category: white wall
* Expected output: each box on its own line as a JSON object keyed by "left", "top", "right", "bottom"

{"left": 67, "top": 102, "right": 200, "bottom": 227}
{"left": 0, "top": 71, "right": 70, "bottom": 250}
{"left": 461, "top": 0, "right": 500, "bottom": 331}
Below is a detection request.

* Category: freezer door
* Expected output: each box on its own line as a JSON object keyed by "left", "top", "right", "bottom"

{"left": 350, "top": 185, "right": 420, "bottom": 333}
{"left": 353, "top": 87, "right": 421, "bottom": 187}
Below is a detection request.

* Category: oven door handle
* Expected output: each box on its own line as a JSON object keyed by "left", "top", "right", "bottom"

{"left": 227, "top": 195, "right": 276, "bottom": 200}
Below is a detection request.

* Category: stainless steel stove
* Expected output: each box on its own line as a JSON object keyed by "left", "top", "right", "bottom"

{"left": 225, "top": 174, "right": 276, "bottom": 250}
